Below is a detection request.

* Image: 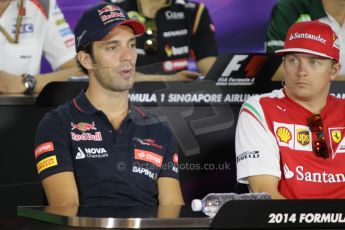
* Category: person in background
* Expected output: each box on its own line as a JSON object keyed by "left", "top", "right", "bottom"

{"left": 34, "top": 2, "right": 184, "bottom": 206}
{"left": 0, "top": 0, "right": 82, "bottom": 94}
{"left": 266, "top": 0, "right": 345, "bottom": 77}
{"left": 105, "top": 0, "right": 218, "bottom": 81}
{"left": 236, "top": 21, "right": 345, "bottom": 199}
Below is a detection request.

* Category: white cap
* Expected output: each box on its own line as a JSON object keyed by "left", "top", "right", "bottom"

{"left": 191, "top": 199, "right": 203, "bottom": 211}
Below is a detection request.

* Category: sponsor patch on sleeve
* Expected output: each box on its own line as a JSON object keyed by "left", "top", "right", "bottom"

{"left": 35, "top": 141, "right": 54, "bottom": 158}
{"left": 134, "top": 149, "right": 163, "bottom": 167}
{"left": 173, "top": 153, "right": 179, "bottom": 164}
{"left": 37, "top": 155, "right": 58, "bottom": 174}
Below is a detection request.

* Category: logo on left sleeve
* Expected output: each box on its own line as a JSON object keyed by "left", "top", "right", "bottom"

{"left": 37, "top": 156, "right": 58, "bottom": 174}
{"left": 35, "top": 142, "right": 54, "bottom": 158}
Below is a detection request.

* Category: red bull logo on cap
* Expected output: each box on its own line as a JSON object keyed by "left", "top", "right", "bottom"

{"left": 101, "top": 11, "right": 125, "bottom": 22}
{"left": 97, "top": 5, "right": 120, "bottom": 15}
{"left": 71, "top": 121, "right": 97, "bottom": 132}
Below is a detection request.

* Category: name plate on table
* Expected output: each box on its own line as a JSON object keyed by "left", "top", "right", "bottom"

{"left": 211, "top": 199, "right": 345, "bottom": 229}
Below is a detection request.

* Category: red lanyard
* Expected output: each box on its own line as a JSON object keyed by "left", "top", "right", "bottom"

{"left": 0, "top": 0, "right": 25, "bottom": 44}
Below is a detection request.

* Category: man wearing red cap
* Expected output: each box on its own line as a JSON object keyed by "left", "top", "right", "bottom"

{"left": 34, "top": 2, "right": 184, "bottom": 206}
{"left": 266, "top": 0, "right": 345, "bottom": 77}
{"left": 236, "top": 21, "right": 344, "bottom": 199}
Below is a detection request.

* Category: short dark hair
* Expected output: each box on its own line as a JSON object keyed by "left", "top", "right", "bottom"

{"left": 76, "top": 42, "right": 94, "bottom": 75}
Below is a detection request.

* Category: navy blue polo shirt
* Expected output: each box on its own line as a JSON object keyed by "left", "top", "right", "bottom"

{"left": 34, "top": 91, "right": 180, "bottom": 206}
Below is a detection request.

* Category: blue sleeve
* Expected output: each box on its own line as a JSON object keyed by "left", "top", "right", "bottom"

{"left": 34, "top": 111, "right": 74, "bottom": 181}
{"left": 159, "top": 126, "right": 180, "bottom": 180}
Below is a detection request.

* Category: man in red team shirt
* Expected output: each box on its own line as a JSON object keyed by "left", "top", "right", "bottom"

{"left": 236, "top": 21, "right": 343, "bottom": 199}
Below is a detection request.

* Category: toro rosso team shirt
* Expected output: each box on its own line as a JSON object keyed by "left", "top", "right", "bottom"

{"left": 236, "top": 89, "right": 345, "bottom": 198}
{"left": 34, "top": 92, "right": 180, "bottom": 206}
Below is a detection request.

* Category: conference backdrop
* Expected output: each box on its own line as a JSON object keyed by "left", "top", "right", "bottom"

{"left": 41, "top": 0, "right": 277, "bottom": 72}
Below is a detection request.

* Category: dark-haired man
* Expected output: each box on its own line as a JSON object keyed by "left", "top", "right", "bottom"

{"left": 34, "top": 2, "right": 184, "bottom": 206}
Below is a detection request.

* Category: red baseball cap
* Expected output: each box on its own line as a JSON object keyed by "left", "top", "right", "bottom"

{"left": 275, "top": 21, "right": 340, "bottom": 62}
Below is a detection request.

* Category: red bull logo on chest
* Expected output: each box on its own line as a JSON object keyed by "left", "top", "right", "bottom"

{"left": 71, "top": 121, "right": 97, "bottom": 132}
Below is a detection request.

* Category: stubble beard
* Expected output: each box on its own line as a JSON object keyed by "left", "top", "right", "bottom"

{"left": 94, "top": 67, "right": 135, "bottom": 92}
